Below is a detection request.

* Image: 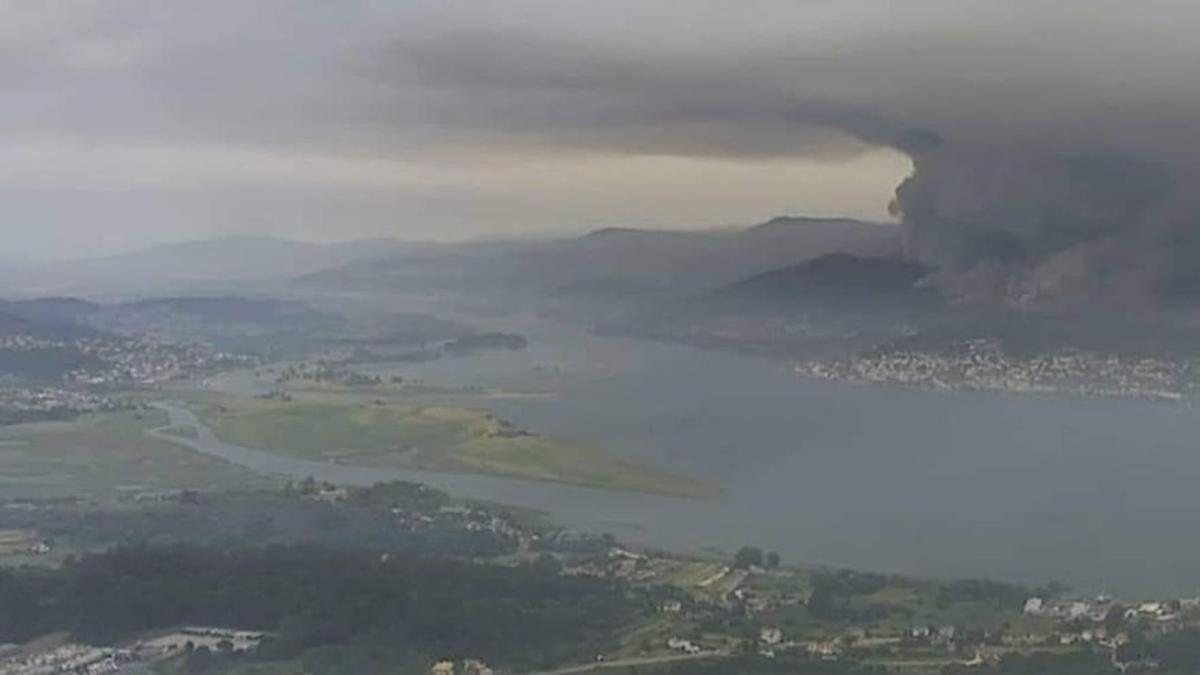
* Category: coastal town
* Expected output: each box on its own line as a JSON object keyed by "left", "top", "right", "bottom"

{"left": 0, "top": 627, "right": 265, "bottom": 675}
{"left": 283, "top": 483, "right": 1200, "bottom": 674}
{"left": 796, "top": 338, "right": 1193, "bottom": 402}
{"left": 0, "top": 311, "right": 1196, "bottom": 672}
{"left": 6, "top": 530, "right": 1200, "bottom": 675}
{"left": 1, "top": 463, "right": 1199, "bottom": 674}
{"left": 534, "top": 546, "right": 1200, "bottom": 673}
{"left": 62, "top": 337, "right": 252, "bottom": 389}
{"left": 0, "top": 330, "right": 254, "bottom": 425}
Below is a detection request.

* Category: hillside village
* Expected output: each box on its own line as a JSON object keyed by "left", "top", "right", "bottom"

{"left": 1, "top": 476, "right": 1200, "bottom": 673}
{"left": 0, "top": 330, "right": 254, "bottom": 425}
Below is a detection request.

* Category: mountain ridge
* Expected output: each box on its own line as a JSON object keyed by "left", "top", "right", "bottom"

{"left": 300, "top": 215, "right": 904, "bottom": 297}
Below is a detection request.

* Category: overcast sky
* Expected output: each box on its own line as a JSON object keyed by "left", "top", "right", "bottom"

{"left": 3, "top": 1, "right": 1198, "bottom": 260}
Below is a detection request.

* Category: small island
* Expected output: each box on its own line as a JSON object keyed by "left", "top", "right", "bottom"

{"left": 189, "top": 394, "right": 717, "bottom": 498}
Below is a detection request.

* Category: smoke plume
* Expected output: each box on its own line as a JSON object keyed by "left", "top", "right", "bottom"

{"left": 8, "top": 0, "right": 1200, "bottom": 282}
{"left": 891, "top": 145, "right": 1196, "bottom": 309}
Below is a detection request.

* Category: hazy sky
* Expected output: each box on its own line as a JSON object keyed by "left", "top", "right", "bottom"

{"left": 3, "top": 1, "right": 1197, "bottom": 260}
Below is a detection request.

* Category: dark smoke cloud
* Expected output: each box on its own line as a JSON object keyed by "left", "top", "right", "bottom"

{"left": 6, "top": 0, "right": 1200, "bottom": 284}
{"left": 366, "top": 3, "right": 1200, "bottom": 309}
{"left": 894, "top": 147, "right": 1187, "bottom": 308}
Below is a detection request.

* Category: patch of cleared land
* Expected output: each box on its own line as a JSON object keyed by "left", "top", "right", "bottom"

{"left": 193, "top": 396, "right": 718, "bottom": 498}
{"left": 0, "top": 409, "right": 270, "bottom": 500}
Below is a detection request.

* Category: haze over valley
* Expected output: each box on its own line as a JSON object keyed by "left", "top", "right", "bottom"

{"left": 7, "top": 3, "right": 1200, "bottom": 674}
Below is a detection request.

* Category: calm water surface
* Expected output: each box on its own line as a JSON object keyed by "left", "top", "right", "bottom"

{"left": 201, "top": 313, "right": 1200, "bottom": 596}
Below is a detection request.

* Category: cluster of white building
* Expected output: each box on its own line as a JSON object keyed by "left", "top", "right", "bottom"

{"left": 66, "top": 337, "right": 250, "bottom": 387}
{"left": 0, "top": 627, "right": 269, "bottom": 675}
{"left": 666, "top": 636, "right": 704, "bottom": 654}
{"left": 0, "top": 387, "right": 119, "bottom": 415}
{"left": 136, "top": 626, "right": 266, "bottom": 657}
{"left": 1023, "top": 596, "right": 1114, "bottom": 623}
{"left": 798, "top": 339, "right": 1188, "bottom": 401}
{"left": 1025, "top": 593, "right": 1200, "bottom": 631}
{"left": 1, "top": 330, "right": 251, "bottom": 394}
{"left": 430, "top": 658, "right": 494, "bottom": 675}
{"left": 0, "top": 643, "right": 136, "bottom": 675}
{"left": 562, "top": 547, "right": 661, "bottom": 583}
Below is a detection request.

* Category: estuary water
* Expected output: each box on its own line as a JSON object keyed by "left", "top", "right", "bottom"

{"left": 187, "top": 314, "right": 1200, "bottom": 596}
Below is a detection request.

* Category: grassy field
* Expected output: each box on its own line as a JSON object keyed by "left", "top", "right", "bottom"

{"left": 661, "top": 559, "right": 729, "bottom": 588}
{"left": 199, "top": 364, "right": 550, "bottom": 402}
{"left": 192, "top": 396, "right": 718, "bottom": 498}
{"left": 0, "top": 409, "right": 271, "bottom": 501}
{"left": 749, "top": 570, "right": 1053, "bottom": 642}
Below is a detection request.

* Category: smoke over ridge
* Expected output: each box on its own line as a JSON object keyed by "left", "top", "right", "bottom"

{"left": 372, "top": 2, "right": 1200, "bottom": 310}
{"left": 891, "top": 144, "right": 1197, "bottom": 309}
{"left": 5, "top": 0, "right": 1200, "bottom": 283}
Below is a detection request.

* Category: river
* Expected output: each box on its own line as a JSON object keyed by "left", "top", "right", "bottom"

{"left": 187, "top": 312, "right": 1200, "bottom": 596}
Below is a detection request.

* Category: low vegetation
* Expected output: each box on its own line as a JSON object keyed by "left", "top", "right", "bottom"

{"left": 0, "top": 409, "right": 270, "bottom": 501}
{"left": 192, "top": 395, "right": 717, "bottom": 497}
{"left": 0, "top": 482, "right": 519, "bottom": 567}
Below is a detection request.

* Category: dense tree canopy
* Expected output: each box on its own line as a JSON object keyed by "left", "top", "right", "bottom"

{"left": 0, "top": 544, "right": 640, "bottom": 673}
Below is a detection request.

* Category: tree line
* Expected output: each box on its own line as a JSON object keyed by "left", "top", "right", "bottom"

{"left": 0, "top": 543, "right": 640, "bottom": 673}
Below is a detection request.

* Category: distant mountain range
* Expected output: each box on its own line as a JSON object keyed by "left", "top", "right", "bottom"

{"left": 0, "top": 216, "right": 906, "bottom": 302}
{"left": 0, "top": 299, "right": 103, "bottom": 340}
{"left": 301, "top": 216, "right": 903, "bottom": 298}
{"left": 0, "top": 295, "right": 315, "bottom": 335}
{"left": 0, "top": 297, "right": 100, "bottom": 325}
{"left": 7, "top": 216, "right": 1198, "bottom": 368}
{"left": 0, "top": 293, "right": 470, "bottom": 362}
{"left": 3, "top": 236, "right": 417, "bottom": 297}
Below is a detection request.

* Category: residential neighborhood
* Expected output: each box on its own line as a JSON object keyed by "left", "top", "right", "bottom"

{"left": 0, "top": 329, "right": 255, "bottom": 425}
{"left": 797, "top": 339, "right": 1192, "bottom": 402}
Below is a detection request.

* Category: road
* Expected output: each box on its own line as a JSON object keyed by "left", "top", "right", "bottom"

{"left": 528, "top": 651, "right": 726, "bottom": 674}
